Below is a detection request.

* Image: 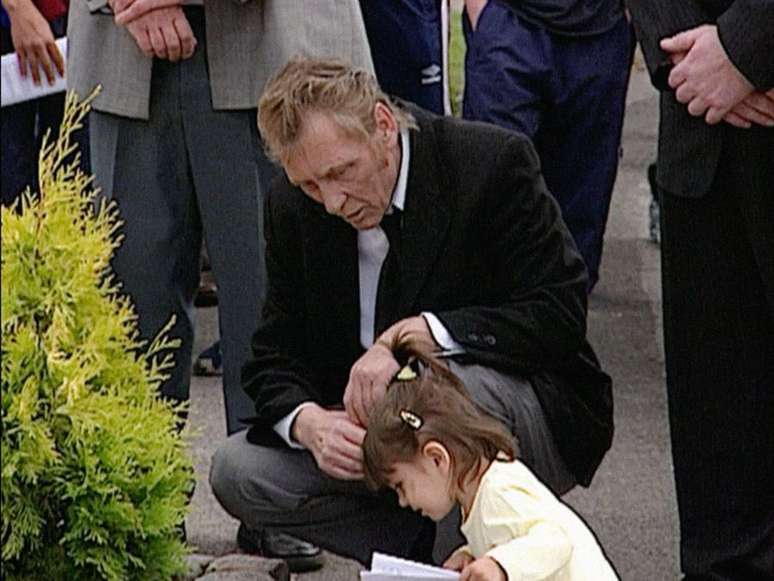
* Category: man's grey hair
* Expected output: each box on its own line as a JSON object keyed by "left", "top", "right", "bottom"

{"left": 258, "top": 56, "right": 416, "bottom": 163}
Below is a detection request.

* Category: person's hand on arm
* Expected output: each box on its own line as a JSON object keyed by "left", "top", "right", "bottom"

{"left": 343, "top": 316, "right": 435, "bottom": 427}
{"left": 122, "top": 5, "right": 196, "bottom": 62}
{"left": 291, "top": 404, "right": 366, "bottom": 480}
{"left": 2, "top": 0, "right": 64, "bottom": 85}
{"left": 661, "top": 24, "right": 754, "bottom": 125}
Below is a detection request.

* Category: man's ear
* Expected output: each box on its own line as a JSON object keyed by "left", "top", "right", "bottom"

{"left": 373, "top": 101, "right": 399, "bottom": 145}
{"left": 422, "top": 440, "right": 452, "bottom": 473}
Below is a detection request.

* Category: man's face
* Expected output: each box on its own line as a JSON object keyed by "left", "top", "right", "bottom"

{"left": 283, "top": 106, "right": 400, "bottom": 230}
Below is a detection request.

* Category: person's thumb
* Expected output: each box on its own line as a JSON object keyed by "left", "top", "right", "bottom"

{"left": 660, "top": 27, "right": 703, "bottom": 53}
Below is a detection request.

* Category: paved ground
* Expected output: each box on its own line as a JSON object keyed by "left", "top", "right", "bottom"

{"left": 183, "top": 60, "right": 680, "bottom": 580}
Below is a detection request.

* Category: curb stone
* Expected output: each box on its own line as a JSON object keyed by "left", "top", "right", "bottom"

{"left": 182, "top": 554, "right": 215, "bottom": 580}
{"left": 185, "top": 553, "right": 289, "bottom": 581}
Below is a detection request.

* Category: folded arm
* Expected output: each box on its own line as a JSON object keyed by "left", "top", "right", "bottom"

{"left": 628, "top": 0, "right": 774, "bottom": 127}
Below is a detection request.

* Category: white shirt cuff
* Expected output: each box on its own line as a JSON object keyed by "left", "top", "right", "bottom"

{"left": 273, "top": 402, "right": 315, "bottom": 449}
{"left": 421, "top": 312, "right": 465, "bottom": 355}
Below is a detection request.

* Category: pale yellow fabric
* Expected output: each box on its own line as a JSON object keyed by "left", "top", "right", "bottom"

{"left": 458, "top": 460, "right": 618, "bottom": 581}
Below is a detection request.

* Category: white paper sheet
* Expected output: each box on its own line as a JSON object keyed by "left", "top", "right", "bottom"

{"left": 360, "top": 552, "right": 460, "bottom": 580}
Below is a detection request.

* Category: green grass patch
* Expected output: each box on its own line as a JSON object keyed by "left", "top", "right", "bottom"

{"left": 449, "top": 9, "right": 466, "bottom": 116}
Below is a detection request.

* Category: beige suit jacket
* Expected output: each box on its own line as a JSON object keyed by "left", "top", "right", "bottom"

{"left": 67, "top": 0, "right": 374, "bottom": 119}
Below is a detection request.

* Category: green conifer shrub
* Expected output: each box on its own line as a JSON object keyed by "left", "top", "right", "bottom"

{"left": 1, "top": 93, "right": 195, "bottom": 580}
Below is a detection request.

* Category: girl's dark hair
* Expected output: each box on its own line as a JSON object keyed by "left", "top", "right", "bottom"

{"left": 362, "top": 335, "right": 517, "bottom": 493}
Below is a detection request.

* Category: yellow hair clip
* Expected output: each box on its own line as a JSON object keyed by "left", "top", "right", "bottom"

{"left": 399, "top": 409, "right": 423, "bottom": 430}
{"left": 396, "top": 365, "right": 417, "bottom": 381}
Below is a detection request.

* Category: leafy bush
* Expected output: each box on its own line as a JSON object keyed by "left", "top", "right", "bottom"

{"left": 1, "top": 93, "right": 195, "bottom": 580}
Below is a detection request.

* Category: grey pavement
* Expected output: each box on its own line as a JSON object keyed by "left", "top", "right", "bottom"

{"left": 183, "top": 60, "right": 679, "bottom": 580}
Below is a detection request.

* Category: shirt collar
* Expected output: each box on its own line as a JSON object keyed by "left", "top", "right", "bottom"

{"left": 389, "top": 129, "right": 410, "bottom": 213}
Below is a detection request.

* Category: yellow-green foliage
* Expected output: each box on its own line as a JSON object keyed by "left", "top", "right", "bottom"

{"left": 1, "top": 92, "right": 195, "bottom": 580}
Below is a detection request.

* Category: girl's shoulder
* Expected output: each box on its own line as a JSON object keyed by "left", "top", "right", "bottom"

{"left": 482, "top": 460, "right": 560, "bottom": 505}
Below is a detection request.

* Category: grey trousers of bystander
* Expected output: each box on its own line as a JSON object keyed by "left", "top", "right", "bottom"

{"left": 88, "top": 8, "right": 267, "bottom": 435}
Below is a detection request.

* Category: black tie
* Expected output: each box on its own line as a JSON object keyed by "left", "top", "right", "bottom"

{"left": 374, "top": 210, "right": 402, "bottom": 338}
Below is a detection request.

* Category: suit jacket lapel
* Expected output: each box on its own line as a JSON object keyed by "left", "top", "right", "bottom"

{"left": 399, "top": 119, "right": 450, "bottom": 314}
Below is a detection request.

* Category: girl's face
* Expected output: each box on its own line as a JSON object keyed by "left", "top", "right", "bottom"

{"left": 387, "top": 442, "right": 456, "bottom": 522}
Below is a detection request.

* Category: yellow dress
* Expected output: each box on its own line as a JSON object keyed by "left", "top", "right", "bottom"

{"left": 457, "top": 460, "right": 618, "bottom": 580}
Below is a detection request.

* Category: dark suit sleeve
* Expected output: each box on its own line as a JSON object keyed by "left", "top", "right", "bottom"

{"left": 717, "top": 0, "right": 774, "bottom": 89}
{"left": 627, "top": 0, "right": 712, "bottom": 91}
{"left": 241, "top": 189, "right": 323, "bottom": 428}
{"left": 436, "top": 134, "right": 589, "bottom": 373}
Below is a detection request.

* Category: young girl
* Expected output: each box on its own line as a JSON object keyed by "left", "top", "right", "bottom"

{"left": 363, "top": 338, "right": 618, "bottom": 581}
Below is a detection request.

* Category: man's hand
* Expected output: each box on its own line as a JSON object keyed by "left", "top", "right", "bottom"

{"left": 665, "top": 47, "right": 774, "bottom": 129}
{"left": 661, "top": 24, "right": 754, "bottom": 124}
{"left": 464, "top": 0, "right": 489, "bottom": 30}
{"left": 113, "top": 0, "right": 182, "bottom": 26}
{"left": 5, "top": 0, "right": 64, "bottom": 85}
{"left": 292, "top": 404, "right": 366, "bottom": 480}
{"left": 723, "top": 89, "right": 774, "bottom": 129}
{"left": 343, "top": 341, "right": 399, "bottom": 428}
{"left": 344, "top": 315, "right": 436, "bottom": 427}
{"left": 443, "top": 549, "right": 475, "bottom": 572}
{"left": 124, "top": 6, "right": 196, "bottom": 62}
{"left": 460, "top": 557, "right": 507, "bottom": 581}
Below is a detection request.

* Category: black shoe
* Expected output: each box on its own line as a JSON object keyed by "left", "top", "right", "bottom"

{"left": 194, "top": 274, "right": 218, "bottom": 308}
{"left": 237, "top": 524, "right": 325, "bottom": 573}
{"left": 193, "top": 341, "right": 222, "bottom": 376}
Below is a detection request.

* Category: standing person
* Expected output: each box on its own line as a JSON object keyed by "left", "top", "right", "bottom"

{"left": 461, "top": 0, "right": 633, "bottom": 291}
{"left": 359, "top": 0, "right": 450, "bottom": 114}
{"left": 66, "top": 0, "right": 373, "bottom": 438}
{"left": 363, "top": 336, "right": 618, "bottom": 580}
{"left": 210, "top": 57, "right": 613, "bottom": 566}
{"left": 1, "top": 0, "right": 88, "bottom": 206}
{"left": 627, "top": 2, "right": 774, "bottom": 580}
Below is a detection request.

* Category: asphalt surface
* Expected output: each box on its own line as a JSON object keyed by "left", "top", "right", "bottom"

{"left": 184, "top": 61, "right": 679, "bottom": 580}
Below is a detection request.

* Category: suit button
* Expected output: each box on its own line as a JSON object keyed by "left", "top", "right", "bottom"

{"left": 484, "top": 334, "right": 496, "bottom": 346}
{"left": 468, "top": 333, "right": 480, "bottom": 342}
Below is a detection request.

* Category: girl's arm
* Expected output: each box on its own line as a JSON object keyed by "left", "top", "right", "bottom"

{"left": 485, "top": 520, "right": 573, "bottom": 579}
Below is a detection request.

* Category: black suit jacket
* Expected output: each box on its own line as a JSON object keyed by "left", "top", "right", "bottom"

{"left": 628, "top": 0, "right": 774, "bottom": 197}
{"left": 243, "top": 107, "right": 613, "bottom": 486}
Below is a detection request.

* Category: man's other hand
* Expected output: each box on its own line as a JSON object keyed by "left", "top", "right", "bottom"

{"left": 723, "top": 89, "right": 774, "bottom": 129}
{"left": 661, "top": 24, "right": 754, "bottom": 125}
{"left": 344, "top": 341, "right": 400, "bottom": 428}
{"left": 124, "top": 6, "right": 196, "bottom": 62}
{"left": 464, "top": 0, "right": 489, "bottom": 31}
{"left": 344, "top": 315, "right": 438, "bottom": 427}
{"left": 114, "top": 0, "right": 181, "bottom": 26}
{"left": 292, "top": 405, "right": 366, "bottom": 480}
{"left": 5, "top": 0, "right": 64, "bottom": 85}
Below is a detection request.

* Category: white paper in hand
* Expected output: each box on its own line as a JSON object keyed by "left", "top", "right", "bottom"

{"left": 360, "top": 552, "right": 460, "bottom": 580}
{"left": 1, "top": 37, "right": 67, "bottom": 107}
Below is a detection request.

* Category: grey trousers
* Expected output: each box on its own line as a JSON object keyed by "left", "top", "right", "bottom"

{"left": 89, "top": 10, "right": 271, "bottom": 434}
{"left": 209, "top": 363, "right": 575, "bottom": 564}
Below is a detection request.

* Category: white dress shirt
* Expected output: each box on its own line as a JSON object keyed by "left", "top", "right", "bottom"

{"left": 274, "top": 129, "right": 463, "bottom": 447}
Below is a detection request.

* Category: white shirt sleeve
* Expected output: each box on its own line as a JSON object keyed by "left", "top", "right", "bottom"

{"left": 273, "top": 402, "right": 317, "bottom": 449}
{"left": 421, "top": 312, "right": 465, "bottom": 354}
